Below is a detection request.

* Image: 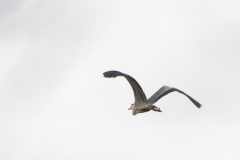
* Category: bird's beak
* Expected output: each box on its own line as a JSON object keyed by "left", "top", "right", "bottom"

{"left": 128, "top": 107, "right": 131, "bottom": 110}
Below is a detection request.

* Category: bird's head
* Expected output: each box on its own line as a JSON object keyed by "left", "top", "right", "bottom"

{"left": 128, "top": 104, "right": 134, "bottom": 110}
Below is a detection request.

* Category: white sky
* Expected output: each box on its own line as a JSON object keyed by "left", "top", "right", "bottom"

{"left": 1, "top": 0, "right": 240, "bottom": 159}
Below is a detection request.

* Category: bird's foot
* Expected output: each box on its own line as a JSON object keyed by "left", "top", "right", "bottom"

{"left": 153, "top": 107, "right": 162, "bottom": 112}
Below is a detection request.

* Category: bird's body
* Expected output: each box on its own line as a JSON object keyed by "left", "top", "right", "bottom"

{"left": 103, "top": 70, "right": 201, "bottom": 115}
{"left": 130, "top": 103, "right": 161, "bottom": 115}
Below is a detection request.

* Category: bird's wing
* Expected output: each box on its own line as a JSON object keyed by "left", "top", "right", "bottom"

{"left": 147, "top": 86, "right": 201, "bottom": 108}
{"left": 103, "top": 70, "right": 147, "bottom": 103}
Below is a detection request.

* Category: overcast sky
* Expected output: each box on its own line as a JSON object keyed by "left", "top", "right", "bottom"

{"left": 1, "top": 0, "right": 240, "bottom": 159}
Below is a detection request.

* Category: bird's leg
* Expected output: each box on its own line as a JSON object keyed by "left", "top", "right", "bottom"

{"left": 153, "top": 107, "right": 162, "bottom": 112}
{"left": 148, "top": 104, "right": 162, "bottom": 112}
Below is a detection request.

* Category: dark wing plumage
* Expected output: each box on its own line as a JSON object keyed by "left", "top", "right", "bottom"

{"left": 147, "top": 86, "right": 201, "bottom": 108}
{"left": 103, "top": 70, "right": 147, "bottom": 103}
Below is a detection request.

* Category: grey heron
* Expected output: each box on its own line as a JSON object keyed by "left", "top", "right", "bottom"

{"left": 103, "top": 70, "right": 201, "bottom": 115}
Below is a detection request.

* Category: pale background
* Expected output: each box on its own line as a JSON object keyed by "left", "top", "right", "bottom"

{"left": 1, "top": 0, "right": 240, "bottom": 159}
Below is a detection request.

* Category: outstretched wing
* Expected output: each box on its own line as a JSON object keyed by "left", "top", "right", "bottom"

{"left": 147, "top": 86, "right": 201, "bottom": 108}
{"left": 103, "top": 70, "right": 147, "bottom": 103}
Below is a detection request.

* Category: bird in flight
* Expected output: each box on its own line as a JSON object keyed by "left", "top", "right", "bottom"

{"left": 103, "top": 70, "right": 201, "bottom": 115}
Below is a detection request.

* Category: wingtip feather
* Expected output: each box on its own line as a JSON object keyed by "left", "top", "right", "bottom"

{"left": 103, "top": 70, "right": 124, "bottom": 78}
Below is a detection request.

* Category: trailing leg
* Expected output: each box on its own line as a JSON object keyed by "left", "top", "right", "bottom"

{"left": 148, "top": 104, "right": 162, "bottom": 112}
